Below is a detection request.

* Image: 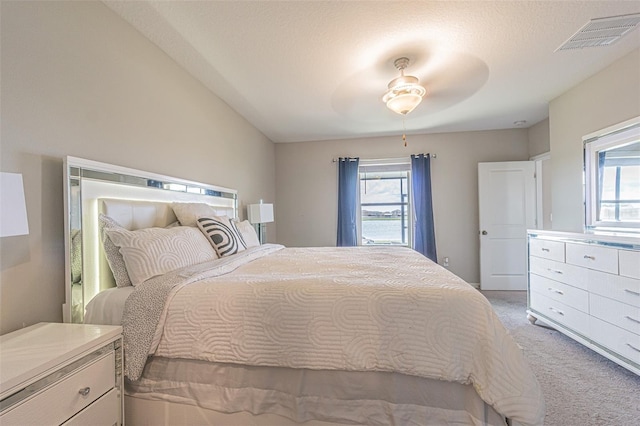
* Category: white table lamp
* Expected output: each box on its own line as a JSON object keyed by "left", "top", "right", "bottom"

{"left": 0, "top": 172, "right": 30, "bottom": 237}
{"left": 247, "top": 202, "right": 274, "bottom": 244}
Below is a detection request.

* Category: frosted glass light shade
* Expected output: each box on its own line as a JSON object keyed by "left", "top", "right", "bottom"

{"left": 385, "top": 93, "right": 423, "bottom": 115}
{"left": 0, "top": 172, "right": 29, "bottom": 237}
{"left": 247, "top": 203, "right": 274, "bottom": 224}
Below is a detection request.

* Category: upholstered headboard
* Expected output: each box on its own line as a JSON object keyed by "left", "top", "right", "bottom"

{"left": 64, "top": 156, "right": 238, "bottom": 323}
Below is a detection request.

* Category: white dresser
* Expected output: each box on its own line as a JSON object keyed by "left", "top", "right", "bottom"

{"left": 527, "top": 230, "right": 640, "bottom": 375}
{"left": 0, "top": 323, "right": 123, "bottom": 425}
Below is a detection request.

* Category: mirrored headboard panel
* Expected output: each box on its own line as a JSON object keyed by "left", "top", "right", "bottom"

{"left": 63, "top": 156, "right": 238, "bottom": 323}
{"left": 584, "top": 117, "right": 640, "bottom": 234}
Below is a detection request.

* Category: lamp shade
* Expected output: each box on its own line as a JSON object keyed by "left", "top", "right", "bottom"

{"left": 0, "top": 172, "right": 29, "bottom": 237}
{"left": 247, "top": 203, "right": 274, "bottom": 224}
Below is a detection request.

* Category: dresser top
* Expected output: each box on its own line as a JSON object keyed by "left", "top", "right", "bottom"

{"left": 528, "top": 229, "right": 640, "bottom": 249}
{"left": 0, "top": 322, "right": 121, "bottom": 399}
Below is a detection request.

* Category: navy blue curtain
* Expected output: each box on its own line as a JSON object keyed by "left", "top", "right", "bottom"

{"left": 411, "top": 154, "right": 437, "bottom": 261}
{"left": 337, "top": 157, "right": 360, "bottom": 246}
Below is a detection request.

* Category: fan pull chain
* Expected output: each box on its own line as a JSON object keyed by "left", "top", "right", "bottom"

{"left": 402, "top": 118, "right": 407, "bottom": 147}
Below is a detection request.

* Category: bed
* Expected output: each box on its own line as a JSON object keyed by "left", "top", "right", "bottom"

{"left": 64, "top": 156, "right": 544, "bottom": 426}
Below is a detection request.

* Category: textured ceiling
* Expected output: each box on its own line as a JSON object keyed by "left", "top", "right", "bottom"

{"left": 103, "top": 1, "right": 640, "bottom": 143}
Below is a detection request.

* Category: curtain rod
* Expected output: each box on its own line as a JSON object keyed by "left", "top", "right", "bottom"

{"left": 332, "top": 154, "right": 436, "bottom": 163}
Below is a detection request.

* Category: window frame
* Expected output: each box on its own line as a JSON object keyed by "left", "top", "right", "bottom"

{"left": 584, "top": 116, "right": 640, "bottom": 232}
{"left": 357, "top": 158, "right": 413, "bottom": 247}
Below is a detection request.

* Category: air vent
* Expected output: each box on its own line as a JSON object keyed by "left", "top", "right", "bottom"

{"left": 556, "top": 13, "right": 640, "bottom": 51}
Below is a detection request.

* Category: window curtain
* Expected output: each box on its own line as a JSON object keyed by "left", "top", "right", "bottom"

{"left": 411, "top": 154, "right": 437, "bottom": 261}
{"left": 337, "top": 157, "right": 360, "bottom": 246}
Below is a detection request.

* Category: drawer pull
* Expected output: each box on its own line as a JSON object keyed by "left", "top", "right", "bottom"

{"left": 548, "top": 287, "right": 564, "bottom": 295}
{"left": 625, "top": 315, "right": 640, "bottom": 324}
{"left": 541, "top": 248, "right": 550, "bottom": 252}
{"left": 547, "top": 268, "right": 563, "bottom": 275}
{"left": 548, "top": 307, "right": 565, "bottom": 316}
{"left": 627, "top": 343, "right": 640, "bottom": 353}
{"left": 624, "top": 289, "right": 640, "bottom": 296}
{"left": 78, "top": 387, "right": 91, "bottom": 397}
{"left": 583, "top": 255, "right": 596, "bottom": 260}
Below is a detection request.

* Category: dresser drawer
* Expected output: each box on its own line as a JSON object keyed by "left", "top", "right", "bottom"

{"left": 590, "top": 316, "right": 640, "bottom": 364}
{"left": 590, "top": 293, "right": 640, "bottom": 335}
{"left": 529, "top": 256, "right": 588, "bottom": 289}
{"left": 530, "top": 291, "right": 589, "bottom": 335}
{"left": 0, "top": 352, "right": 115, "bottom": 426}
{"left": 529, "top": 238, "right": 565, "bottom": 262}
{"left": 530, "top": 274, "right": 589, "bottom": 312}
{"left": 63, "top": 388, "right": 118, "bottom": 426}
{"left": 587, "top": 268, "right": 640, "bottom": 306}
{"left": 619, "top": 249, "right": 640, "bottom": 280}
{"left": 565, "top": 242, "right": 618, "bottom": 274}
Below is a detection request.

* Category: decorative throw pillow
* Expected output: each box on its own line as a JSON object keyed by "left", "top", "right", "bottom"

{"left": 98, "top": 214, "right": 133, "bottom": 287}
{"left": 234, "top": 220, "right": 261, "bottom": 248}
{"left": 172, "top": 202, "right": 217, "bottom": 227}
{"left": 197, "top": 216, "right": 247, "bottom": 257}
{"left": 105, "top": 226, "right": 218, "bottom": 286}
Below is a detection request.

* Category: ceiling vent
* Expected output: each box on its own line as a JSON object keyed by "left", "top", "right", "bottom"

{"left": 556, "top": 13, "right": 640, "bottom": 51}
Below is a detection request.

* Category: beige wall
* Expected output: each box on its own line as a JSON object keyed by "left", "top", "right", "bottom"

{"left": 0, "top": 1, "right": 275, "bottom": 334}
{"left": 549, "top": 48, "right": 640, "bottom": 232}
{"left": 275, "top": 130, "right": 530, "bottom": 283}
{"left": 527, "top": 119, "right": 550, "bottom": 158}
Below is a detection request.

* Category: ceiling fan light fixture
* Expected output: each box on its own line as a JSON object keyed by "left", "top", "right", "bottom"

{"left": 383, "top": 57, "right": 426, "bottom": 115}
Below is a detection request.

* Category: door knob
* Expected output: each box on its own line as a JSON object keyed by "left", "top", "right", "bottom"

{"left": 481, "top": 230, "right": 488, "bottom": 235}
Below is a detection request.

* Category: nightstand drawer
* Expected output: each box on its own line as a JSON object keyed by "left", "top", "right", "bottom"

{"left": 0, "top": 352, "right": 115, "bottom": 426}
{"left": 566, "top": 242, "right": 618, "bottom": 274}
{"left": 529, "top": 256, "right": 588, "bottom": 289}
{"left": 530, "top": 274, "right": 589, "bottom": 312}
{"left": 63, "top": 388, "right": 118, "bottom": 426}
{"left": 529, "top": 238, "right": 565, "bottom": 262}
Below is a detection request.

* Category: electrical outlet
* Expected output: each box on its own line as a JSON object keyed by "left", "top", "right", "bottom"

{"left": 443, "top": 257, "right": 449, "bottom": 267}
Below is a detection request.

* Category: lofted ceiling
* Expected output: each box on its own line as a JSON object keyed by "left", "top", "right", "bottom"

{"left": 103, "top": 1, "right": 640, "bottom": 143}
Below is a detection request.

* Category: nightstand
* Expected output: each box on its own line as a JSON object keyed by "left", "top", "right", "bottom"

{"left": 0, "top": 322, "right": 123, "bottom": 425}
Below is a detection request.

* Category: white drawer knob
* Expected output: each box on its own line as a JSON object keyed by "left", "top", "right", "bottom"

{"left": 78, "top": 387, "right": 91, "bottom": 397}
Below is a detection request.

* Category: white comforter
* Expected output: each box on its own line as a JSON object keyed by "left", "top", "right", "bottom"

{"left": 139, "top": 246, "right": 543, "bottom": 425}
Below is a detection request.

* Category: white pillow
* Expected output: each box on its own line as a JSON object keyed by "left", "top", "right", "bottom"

{"left": 105, "top": 226, "right": 218, "bottom": 286}
{"left": 98, "top": 214, "right": 133, "bottom": 287}
{"left": 234, "top": 220, "right": 260, "bottom": 248}
{"left": 172, "top": 202, "right": 217, "bottom": 227}
{"left": 197, "top": 216, "right": 247, "bottom": 257}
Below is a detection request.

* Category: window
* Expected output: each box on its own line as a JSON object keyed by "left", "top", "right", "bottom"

{"left": 598, "top": 144, "right": 640, "bottom": 222}
{"left": 584, "top": 118, "right": 640, "bottom": 231}
{"left": 358, "top": 160, "right": 411, "bottom": 245}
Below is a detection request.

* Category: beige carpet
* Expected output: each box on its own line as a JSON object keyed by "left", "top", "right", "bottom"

{"left": 481, "top": 290, "right": 640, "bottom": 426}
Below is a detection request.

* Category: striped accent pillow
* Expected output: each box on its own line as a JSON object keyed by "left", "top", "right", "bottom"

{"left": 197, "top": 216, "right": 247, "bottom": 257}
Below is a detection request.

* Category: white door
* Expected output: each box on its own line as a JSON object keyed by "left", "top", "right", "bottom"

{"left": 478, "top": 161, "right": 535, "bottom": 290}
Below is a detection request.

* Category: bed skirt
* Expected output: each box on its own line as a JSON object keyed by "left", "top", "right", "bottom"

{"left": 125, "top": 357, "right": 508, "bottom": 426}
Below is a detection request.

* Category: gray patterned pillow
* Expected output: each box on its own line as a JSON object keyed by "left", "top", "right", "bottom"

{"left": 106, "top": 225, "right": 218, "bottom": 286}
{"left": 98, "top": 214, "right": 133, "bottom": 287}
{"left": 197, "top": 216, "right": 247, "bottom": 257}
